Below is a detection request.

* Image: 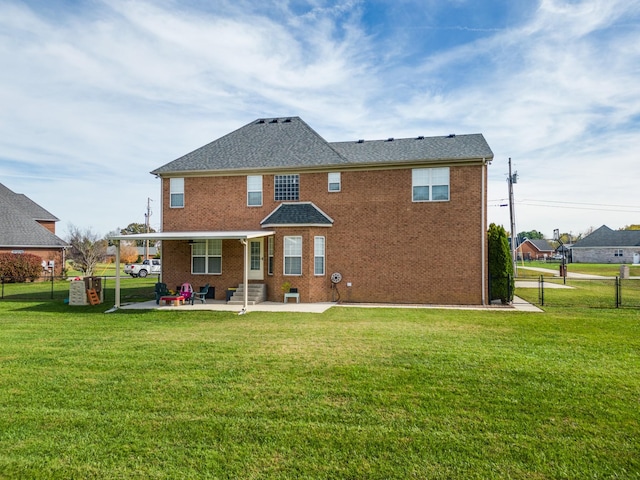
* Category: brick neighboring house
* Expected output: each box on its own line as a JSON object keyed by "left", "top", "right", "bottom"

{"left": 0, "top": 183, "right": 68, "bottom": 276}
{"left": 113, "top": 117, "right": 493, "bottom": 306}
{"left": 517, "top": 238, "right": 555, "bottom": 261}
{"left": 571, "top": 225, "right": 640, "bottom": 264}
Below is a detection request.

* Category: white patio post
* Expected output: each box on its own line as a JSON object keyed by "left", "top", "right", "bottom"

{"left": 114, "top": 239, "right": 121, "bottom": 308}
{"left": 240, "top": 239, "right": 249, "bottom": 313}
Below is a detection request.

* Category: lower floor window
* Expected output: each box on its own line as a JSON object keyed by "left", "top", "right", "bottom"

{"left": 314, "top": 236, "right": 325, "bottom": 275}
{"left": 284, "top": 236, "right": 302, "bottom": 275}
{"left": 192, "top": 239, "right": 222, "bottom": 274}
{"left": 614, "top": 249, "right": 623, "bottom": 257}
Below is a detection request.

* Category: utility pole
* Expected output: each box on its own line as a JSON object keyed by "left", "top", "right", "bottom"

{"left": 507, "top": 158, "right": 518, "bottom": 276}
{"left": 144, "top": 198, "right": 152, "bottom": 260}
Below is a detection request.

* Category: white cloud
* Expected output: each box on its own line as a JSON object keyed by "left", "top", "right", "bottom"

{"left": 0, "top": 0, "right": 639, "bottom": 238}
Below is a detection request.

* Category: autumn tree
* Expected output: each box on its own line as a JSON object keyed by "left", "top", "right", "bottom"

{"left": 66, "top": 225, "right": 107, "bottom": 276}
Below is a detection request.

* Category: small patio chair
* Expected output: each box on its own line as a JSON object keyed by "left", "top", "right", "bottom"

{"left": 191, "top": 284, "right": 210, "bottom": 305}
{"left": 154, "top": 282, "right": 170, "bottom": 304}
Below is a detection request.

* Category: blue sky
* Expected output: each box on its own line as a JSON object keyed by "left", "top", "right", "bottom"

{"left": 1, "top": 0, "right": 639, "bottom": 239}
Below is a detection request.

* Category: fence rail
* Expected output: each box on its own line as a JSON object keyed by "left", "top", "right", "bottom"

{"left": 531, "top": 276, "right": 640, "bottom": 308}
{"left": 0, "top": 275, "right": 156, "bottom": 304}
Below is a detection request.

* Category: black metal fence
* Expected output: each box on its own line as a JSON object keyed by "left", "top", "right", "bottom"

{"left": 0, "top": 275, "right": 156, "bottom": 304}
{"left": 526, "top": 276, "right": 640, "bottom": 308}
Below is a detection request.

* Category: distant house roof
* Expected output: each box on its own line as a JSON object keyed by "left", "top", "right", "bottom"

{"left": 151, "top": 117, "right": 493, "bottom": 175}
{"left": 520, "top": 238, "right": 555, "bottom": 253}
{"left": 261, "top": 202, "right": 334, "bottom": 227}
{"left": 0, "top": 183, "right": 68, "bottom": 248}
{"left": 572, "top": 225, "right": 640, "bottom": 248}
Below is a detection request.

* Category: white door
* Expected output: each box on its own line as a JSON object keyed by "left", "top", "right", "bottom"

{"left": 248, "top": 238, "right": 264, "bottom": 280}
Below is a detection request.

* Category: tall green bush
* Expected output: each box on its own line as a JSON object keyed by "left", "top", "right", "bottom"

{"left": 0, "top": 253, "right": 42, "bottom": 282}
{"left": 488, "top": 223, "right": 514, "bottom": 303}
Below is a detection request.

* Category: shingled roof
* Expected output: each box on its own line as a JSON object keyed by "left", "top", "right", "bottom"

{"left": 151, "top": 117, "right": 493, "bottom": 175}
{"left": 261, "top": 202, "right": 334, "bottom": 227}
{"left": 0, "top": 183, "right": 68, "bottom": 248}
{"left": 572, "top": 225, "right": 640, "bottom": 248}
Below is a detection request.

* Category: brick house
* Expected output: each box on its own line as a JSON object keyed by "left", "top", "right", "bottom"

{"left": 112, "top": 117, "right": 493, "bottom": 307}
{"left": 0, "top": 182, "right": 68, "bottom": 276}
{"left": 517, "top": 238, "right": 555, "bottom": 261}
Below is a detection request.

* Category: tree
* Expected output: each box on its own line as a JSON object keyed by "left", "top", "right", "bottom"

{"left": 488, "top": 223, "right": 514, "bottom": 304}
{"left": 518, "top": 230, "right": 544, "bottom": 240}
{"left": 120, "top": 223, "right": 156, "bottom": 247}
{"left": 67, "top": 225, "right": 107, "bottom": 276}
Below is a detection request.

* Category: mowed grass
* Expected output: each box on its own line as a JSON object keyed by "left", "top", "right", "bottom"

{"left": 0, "top": 300, "right": 639, "bottom": 479}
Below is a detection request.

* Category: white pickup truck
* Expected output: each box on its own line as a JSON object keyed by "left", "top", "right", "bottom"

{"left": 124, "top": 259, "right": 161, "bottom": 278}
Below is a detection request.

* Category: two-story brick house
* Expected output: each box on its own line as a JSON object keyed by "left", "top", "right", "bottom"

{"left": 113, "top": 117, "right": 493, "bottom": 307}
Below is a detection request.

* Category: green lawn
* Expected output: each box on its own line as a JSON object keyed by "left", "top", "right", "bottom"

{"left": 519, "top": 260, "right": 640, "bottom": 277}
{"left": 0, "top": 296, "right": 639, "bottom": 478}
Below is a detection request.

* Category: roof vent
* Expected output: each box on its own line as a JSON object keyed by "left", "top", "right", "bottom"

{"left": 283, "top": 118, "right": 292, "bottom": 123}
{"left": 387, "top": 137, "right": 394, "bottom": 142}
{"left": 256, "top": 119, "right": 265, "bottom": 124}
{"left": 417, "top": 135, "right": 425, "bottom": 140}
{"left": 447, "top": 133, "right": 456, "bottom": 138}
{"left": 270, "top": 119, "right": 278, "bottom": 123}
{"left": 357, "top": 139, "right": 364, "bottom": 144}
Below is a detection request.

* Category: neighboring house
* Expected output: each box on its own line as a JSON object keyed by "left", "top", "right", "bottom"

{"left": 517, "top": 238, "right": 555, "bottom": 261}
{"left": 571, "top": 225, "right": 640, "bottom": 264}
{"left": 114, "top": 117, "right": 493, "bottom": 306}
{"left": 0, "top": 183, "right": 68, "bottom": 276}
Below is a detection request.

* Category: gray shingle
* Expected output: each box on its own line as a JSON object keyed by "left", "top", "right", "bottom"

{"left": 261, "top": 202, "right": 333, "bottom": 227}
{"left": 0, "top": 183, "right": 68, "bottom": 248}
{"left": 152, "top": 117, "right": 494, "bottom": 175}
{"left": 572, "top": 225, "right": 640, "bottom": 248}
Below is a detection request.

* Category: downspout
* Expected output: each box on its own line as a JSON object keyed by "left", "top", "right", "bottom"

{"left": 481, "top": 159, "right": 487, "bottom": 306}
{"left": 239, "top": 239, "right": 249, "bottom": 314}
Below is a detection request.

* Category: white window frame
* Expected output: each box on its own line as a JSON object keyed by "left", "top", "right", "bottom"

{"left": 191, "top": 239, "right": 222, "bottom": 275}
{"left": 314, "top": 236, "right": 325, "bottom": 276}
{"left": 275, "top": 174, "right": 300, "bottom": 201}
{"left": 328, "top": 172, "right": 341, "bottom": 192}
{"left": 170, "top": 178, "right": 184, "bottom": 208}
{"left": 614, "top": 249, "right": 623, "bottom": 257}
{"left": 412, "top": 167, "right": 450, "bottom": 202}
{"left": 284, "top": 236, "right": 302, "bottom": 276}
{"left": 267, "top": 236, "right": 274, "bottom": 275}
{"left": 247, "top": 175, "right": 263, "bottom": 207}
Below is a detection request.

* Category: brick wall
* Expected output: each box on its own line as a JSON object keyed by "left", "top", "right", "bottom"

{"left": 160, "top": 164, "right": 488, "bottom": 305}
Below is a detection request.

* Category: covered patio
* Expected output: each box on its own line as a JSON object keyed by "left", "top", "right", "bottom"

{"left": 109, "top": 230, "right": 278, "bottom": 314}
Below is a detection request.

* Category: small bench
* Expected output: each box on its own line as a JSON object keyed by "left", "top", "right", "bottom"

{"left": 159, "top": 295, "right": 185, "bottom": 306}
{"left": 284, "top": 292, "right": 300, "bottom": 304}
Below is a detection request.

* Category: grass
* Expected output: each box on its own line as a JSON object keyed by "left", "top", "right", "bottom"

{"left": 0, "top": 292, "right": 639, "bottom": 478}
{"left": 518, "top": 260, "right": 640, "bottom": 277}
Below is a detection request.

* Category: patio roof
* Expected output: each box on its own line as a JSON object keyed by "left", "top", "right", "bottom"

{"left": 109, "top": 230, "right": 275, "bottom": 313}
{"left": 109, "top": 231, "right": 274, "bottom": 241}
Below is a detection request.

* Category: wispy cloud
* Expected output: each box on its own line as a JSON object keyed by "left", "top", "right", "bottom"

{"left": 0, "top": 0, "right": 639, "bottom": 236}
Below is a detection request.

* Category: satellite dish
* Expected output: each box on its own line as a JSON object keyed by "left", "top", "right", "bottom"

{"left": 330, "top": 272, "right": 342, "bottom": 284}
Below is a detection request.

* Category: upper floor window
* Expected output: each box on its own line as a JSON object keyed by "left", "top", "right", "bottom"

{"left": 275, "top": 174, "right": 299, "bottom": 201}
{"left": 412, "top": 167, "right": 449, "bottom": 202}
{"left": 170, "top": 178, "right": 184, "bottom": 208}
{"left": 328, "top": 172, "right": 341, "bottom": 192}
{"left": 247, "top": 175, "right": 263, "bottom": 206}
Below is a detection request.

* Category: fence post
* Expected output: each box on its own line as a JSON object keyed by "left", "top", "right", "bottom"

{"left": 1, "top": 276, "right": 3, "bottom": 299}
{"left": 539, "top": 275, "right": 544, "bottom": 306}
{"left": 50, "top": 270, "right": 55, "bottom": 299}
{"left": 615, "top": 276, "right": 620, "bottom": 308}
